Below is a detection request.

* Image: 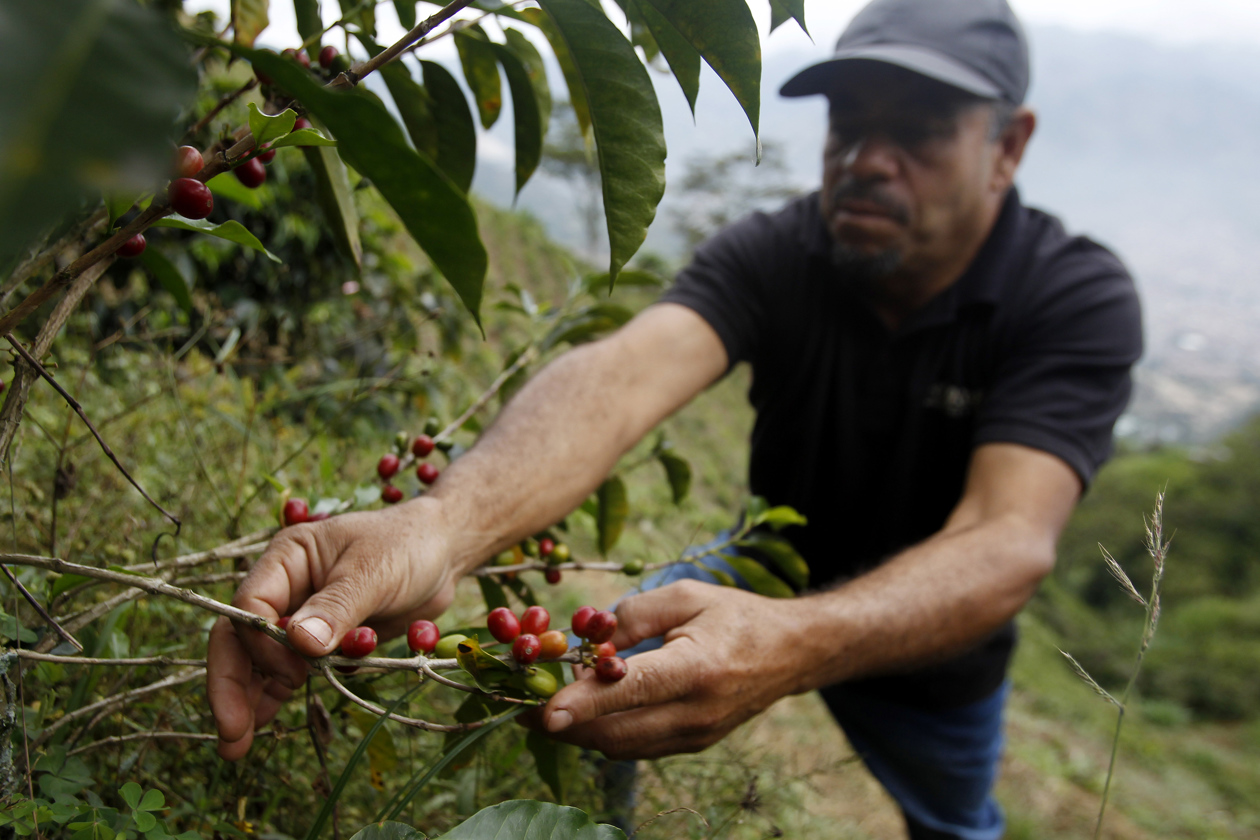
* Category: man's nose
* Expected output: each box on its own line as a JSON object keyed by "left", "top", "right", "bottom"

{"left": 840, "top": 134, "right": 900, "bottom": 179}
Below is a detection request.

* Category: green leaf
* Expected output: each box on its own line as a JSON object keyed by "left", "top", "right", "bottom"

{"left": 695, "top": 562, "right": 736, "bottom": 587}
{"left": 294, "top": 0, "right": 323, "bottom": 63}
{"left": 526, "top": 731, "right": 581, "bottom": 803}
{"left": 118, "top": 783, "right": 142, "bottom": 810}
{"left": 419, "top": 60, "right": 477, "bottom": 193}
{"left": 246, "top": 49, "right": 489, "bottom": 324}
{"left": 301, "top": 143, "right": 363, "bottom": 268}
{"left": 745, "top": 495, "right": 768, "bottom": 523}
{"left": 443, "top": 801, "right": 626, "bottom": 840}
{"left": 637, "top": 0, "right": 761, "bottom": 150}
{"left": 137, "top": 790, "right": 164, "bottom": 812}
{"left": 751, "top": 505, "right": 808, "bottom": 531}
{"left": 151, "top": 217, "right": 281, "bottom": 263}
{"left": 133, "top": 811, "right": 157, "bottom": 833}
{"left": 49, "top": 572, "right": 91, "bottom": 601}
{"left": 268, "top": 128, "right": 337, "bottom": 149}
{"left": 489, "top": 43, "right": 543, "bottom": 197}
{"left": 723, "top": 556, "right": 794, "bottom": 598}
{"left": 454, "top": 25, "right": 503, "bottom": 130}
{"left": 140, "top": 247, "right": 193, "bottom": 313}
{"left": 205, "top": 172, "right": 264, "bottom": 209}
{"left": 247, "top": 102, "right": 297, "bottom": 146}
{"left": 596, "top": 475, "right": 628, "bottom": 556}
{"left": 105, "top": 192, "right": 143, "bottom": 230}
{"left": 503, "top": 28, "right": 551, "bottom": 139}
{"left": 338, "top": 0, "right": 375, "bottom": 36}
{"left": 366, "top": 43, "right": 438, "bottom": 160}
{"left": 232, "top": 0, "right": 270, "bottom": 47}
{"left": 0, "top": 0, "right": 197, "bottom": 270}
{"left": 629, "top": 0, "right": 699, "bottom": 115}
{"left": 535, "top": 0, "right": 666, "bottom": 284}
{"left": 506, "top": 8, "right": 591, "bottom": 143}
{"left": 543, "top": 302, "right": 635, "bottom": 349}
{"left": 735, "top": 532, "right": 808, "bottom": 589}
{"left": 768, "top": 0, "right": 808, "bottom": 36}
{"left": 392, "top": 0, "right": 416, "bottom": 30}
{"left": 657, "top": 450, "right": 691, "bottom": 505}
{"left": 477, "top": 576, "right": 510, "bottom": 612}
{"left": 582, "top": 269, "right": 664, "bottom": 295}
{"left": 348, "top": 822, "right": 425, "bottom": 840}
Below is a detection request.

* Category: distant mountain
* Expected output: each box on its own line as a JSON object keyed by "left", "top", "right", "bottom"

{"left": 470, "top": 26, "right": 1260, "bottom": 444}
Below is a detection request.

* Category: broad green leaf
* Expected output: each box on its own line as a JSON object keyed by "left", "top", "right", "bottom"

{"left": 338, "top": 0, "right": 375, "bottom": 36}
{"left": 695, "top": 562, "right": 736, "bottom": 587}
{"left": 744, "top": 495, "right": 768, "bottom": 523}
{"left": 301, "top": 143, "right": 363, "bottom": 267}
{"left": 293, "top": 0, "right": 323, "bottom": 62}
{"left": 768, "top": 0, "right": 808, "bottom": 36}
{"left": 454, "top": 25, "right": 503, "bottom": 130}
{"left": 543, "top": 302, "right": 634, "bottom": 350}
{"left": 477, "top": 576, "right": 510, "bottom": 612}
{"left": 630, "top": 0, "right": 699, "bottom": 115}
{"left": 489, "top": 44, "right": 543, "bottom": 197}
{"left": 232, "top": 0, "right": 270, "bottom": 47}
{"left": 118, "top": 783, "right": 143, "bottom": 810}
{"left": 247, "top": 48, "right": 487, "bottom": 324}
{"left": 137, "top": 790, "right": 164, "bottom": 812}
{"left": 0, "top": 0, "right": 197, "bottom": 270}
{"left": 205, "top": 172, "right": 264, "bottom": 209}
{"left": 735, "top": 532, "right": 808, "bottom": 589}
{"left": 48, "top": 572, "right": 91, "bottom": 601}
{"left": 267, "top": 128, "right": 337, "bottom": 149}
{"left": 535, "top": 0, "right": 666, "bottom": 284}
{"left": 443, "top": 800, "right": 625, "bottom": 840}
{"left": 723, "top": 556, "right": 794, "bottom": 598}
{"left": 526, "top": 731, "right": 581, "bottom": 803}
{"left": 751, "top": 505, "right": 808, "bottom": 530}
{"left": 133, "top": 811, "right": 157, "bottom": 833}
{"left": 105, "top": 192, "right": 142, "bottom": 230}
{"left": 657, "top": 450, "right": 691, "bottom": 505}
{"left": 152, "top": 217, "right": 281, "bottom": 262}
{"left": 420, "top": 60, "right": 477, "bottom": 192}
{"left": 582, "top": 269, "right": 664, "bottom": 295}
{"left": 358, "top": 34, "right": 437, "bottom": 159}
{"left": 505, "top": 8, "right": 591, "bottom": 141}
{"left": 596, "top": 475, "right": 628, "bottom": 555}
{"left": 392, "top": 0, "right": 416, "bottom": 30}
{"left": 638, "top": 0, "right": 761, "bottom": 149}
{"left": 348, "top": 822, "right": 425, "bottom": 840}
{"left": 139, "top": 246, "right": 193, "bottom": 313}
{"left": 247, "top": 102, "right": 297, "bottom": 146}
{"left": 503, "top": 28, "right": 551, "bottom": 137}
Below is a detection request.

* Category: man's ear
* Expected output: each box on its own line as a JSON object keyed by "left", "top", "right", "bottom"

{"left": 992, "top": 107, "right": 1036, "bottom": 191}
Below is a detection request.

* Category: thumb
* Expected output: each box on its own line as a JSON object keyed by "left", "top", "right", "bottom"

{"left": 610, "top": 579, "right": 711, "bottom": 652}
{"left": 288, "top": 560, "right": 379, "bottom": 656}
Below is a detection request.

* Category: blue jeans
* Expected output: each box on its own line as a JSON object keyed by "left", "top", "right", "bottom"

{"left": 619, "top": 548, "right": 1008, "bottom": 840}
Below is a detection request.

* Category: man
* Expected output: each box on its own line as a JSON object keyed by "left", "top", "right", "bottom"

{"left": 207, "top": 0, "right": 1143, "bottom": 836}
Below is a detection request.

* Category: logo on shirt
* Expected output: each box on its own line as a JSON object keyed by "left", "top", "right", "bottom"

{"left": 924, "top": 383, "right": 984, "bottom": 418}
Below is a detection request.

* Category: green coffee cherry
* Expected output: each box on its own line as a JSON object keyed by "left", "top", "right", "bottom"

{"left": 328, "top": 53, "right": 352, "bottom": 75}
{"left": 621, "top": 558, "right": 645, "bottom": 576}
{"left": 494, "top": 550, "right": 517, "bottom": 567}
{"left": 549, "top": 543, "right": 571, "bottom": 564}
{"left": 523, "top": 667, "right": 558, "bottom": 698}
{"left": 521, "top": 537, "right": 540, "bottom": 558}
{"left": 423, "top": 417, "right": 441, "bottom": 436}
{"left": 434, "top": 633, "right": 468, "bottom": 659}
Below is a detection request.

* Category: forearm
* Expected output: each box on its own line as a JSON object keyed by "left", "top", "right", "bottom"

{"left": 787, "top": 514, "right": 1055, "bottom": 693}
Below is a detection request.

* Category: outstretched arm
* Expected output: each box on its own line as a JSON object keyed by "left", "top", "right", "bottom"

{"left": 207, "top": 302, "right": 727, "bottom": 759}
{"left": 536, "top": 442, "right": 1080, "bottom": 759}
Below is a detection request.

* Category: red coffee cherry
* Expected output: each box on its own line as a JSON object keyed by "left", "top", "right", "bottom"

{"left": 381, "top": 484, "right": 404, "bottom": 504}
{"left": 545, "top": 568, "right": 562, "bottom": 585}
{"left": 512, "top": 633, "right": 541, "bottom": 665}
{"left": 277, "top": 616, "right": 291, "bottom": 630}
{"left": 411, "top": 434, "right": 435, "bottom": 457}
{"left": 341, "top": 626, "right": 378, "bottom": 658}
{"left": 378, "top": 453, "right": 400, "bottom": 480}
{"left": 538, "top": 630, "right": 568, "bottom": 660}
{"left": 258, "top": 145, "right": 276, "bottom": 164}
{"left": 407, "top": 619, "right": 440, "bottom": 654}
{"left": 234, "top": 157, "right": 266, "bottom": 189}
{"left": 168, "top": 178, "right": 213, "bottom": 219}
{"left": 487, "top": 607, "right": 520, "bottom": 644}
{"left": 294, "top": 117, "right": 312, "bottom": 131}
{"left": 571, "top": 606, "right": 597, "bottom": 638}
{"left": 539, "top": 538, "right": 555, "bottom": 557}
{"left": 521, "top": 606, "right": 550, "bottom": 636}
{"left": 116, "top": 234, "right": 146, "bottom": 258}
{"left": 585, "top": 610, "right": 617, "bottom": 645}
{"left": 594, "top": 656, "right": 628, "bottom": 683}
{"left": 309, "top": 511, "right": 330, "bottom": 522}
{"left": 416, "top": 462, "right": 439, "bottom": 485}
{"left": 282, "top": 47, "right": 311, "bottom": 68}
{"left": 319, "top": 45, "right": 339, "bottom": 69}
{"left": 283, "top": 498, "right": 309, "bottom": 526}
{"left": 174, "top": 145, "right": 203, "bottom": 178}
{"left": 592, "top": 641, "right": 617, "bottom": 659}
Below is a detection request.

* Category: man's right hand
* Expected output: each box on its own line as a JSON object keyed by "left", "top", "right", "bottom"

{"left": 207, "top": 496, "right": 462, "bottom": 760}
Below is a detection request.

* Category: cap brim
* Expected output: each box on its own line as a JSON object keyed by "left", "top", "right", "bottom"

{"left": 780, "top": 44, "right": 1002, "bottom": 100}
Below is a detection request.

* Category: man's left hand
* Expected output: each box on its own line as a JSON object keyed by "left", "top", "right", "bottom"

{"left": 533, "top": 579, "right": 808, "bottom": 760}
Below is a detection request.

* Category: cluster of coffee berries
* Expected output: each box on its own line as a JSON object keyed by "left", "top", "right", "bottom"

{"left": 377, "top": 417, "right": 447, "bottom": 504}
{"left": 571, "top": 606, "right": 627, "bottom": 682}
{"left": 256, "top": 44, "right": 350, "bottom": 91}
{"left": 494, "top": 533, "right": 573, "bottom": 585}
{"left": 281, "top": 497, "right": 331, "bottom": 526}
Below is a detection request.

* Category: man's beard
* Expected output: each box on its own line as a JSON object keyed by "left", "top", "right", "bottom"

{"left": 829, "top": 240, "right": 903, "bottom": 286}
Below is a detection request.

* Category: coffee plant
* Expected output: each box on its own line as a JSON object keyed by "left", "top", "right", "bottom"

{"left": 0, "top": 0, "right": 811, "bottom": 835}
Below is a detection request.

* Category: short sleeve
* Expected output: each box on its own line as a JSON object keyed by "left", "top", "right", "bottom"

{"left": 974, "top": 248, "right": 1143, "bottom": 487}
{"left": 658, "top": 212, "right": 777, "bottom": 370}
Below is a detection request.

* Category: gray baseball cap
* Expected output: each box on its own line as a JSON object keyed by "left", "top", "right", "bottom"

{"left": 780, "top": 0, "right": 1030, "bottom": 104}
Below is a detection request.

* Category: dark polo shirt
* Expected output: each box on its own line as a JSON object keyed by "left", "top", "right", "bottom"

{"left": 661, "top": 188, "right": 1143, "bottom": 709}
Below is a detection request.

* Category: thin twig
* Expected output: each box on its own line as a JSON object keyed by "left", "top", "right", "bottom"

{"left": 0, "top": 564, "right": 82, "bottom": 651}
{"left": 67, "top": 728, "right": 276, "bottom": 758}
{"left": 5, "top": 334, "right": 181, "bottom": 530}
{"left": 14, "top": 650, "right": 203, "bottom": 667}
{"left": 320, "top": 663, "right": 521, "bottom": 731}
{"left": 183, "top": 78, "right": 258, "bottom": 141}
{"left": 340, "top": 0, "right": 479, "bottom": 88}
{"left": 33, "top": 667, "right": 205, "bottom": 746}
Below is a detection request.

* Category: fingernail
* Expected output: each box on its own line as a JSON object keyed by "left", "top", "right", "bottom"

{"left": 296, "top": 617, "right": 333, "bottom": 647}
{"left": 547, "top": 710, "right": 573, "bottom": 733}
